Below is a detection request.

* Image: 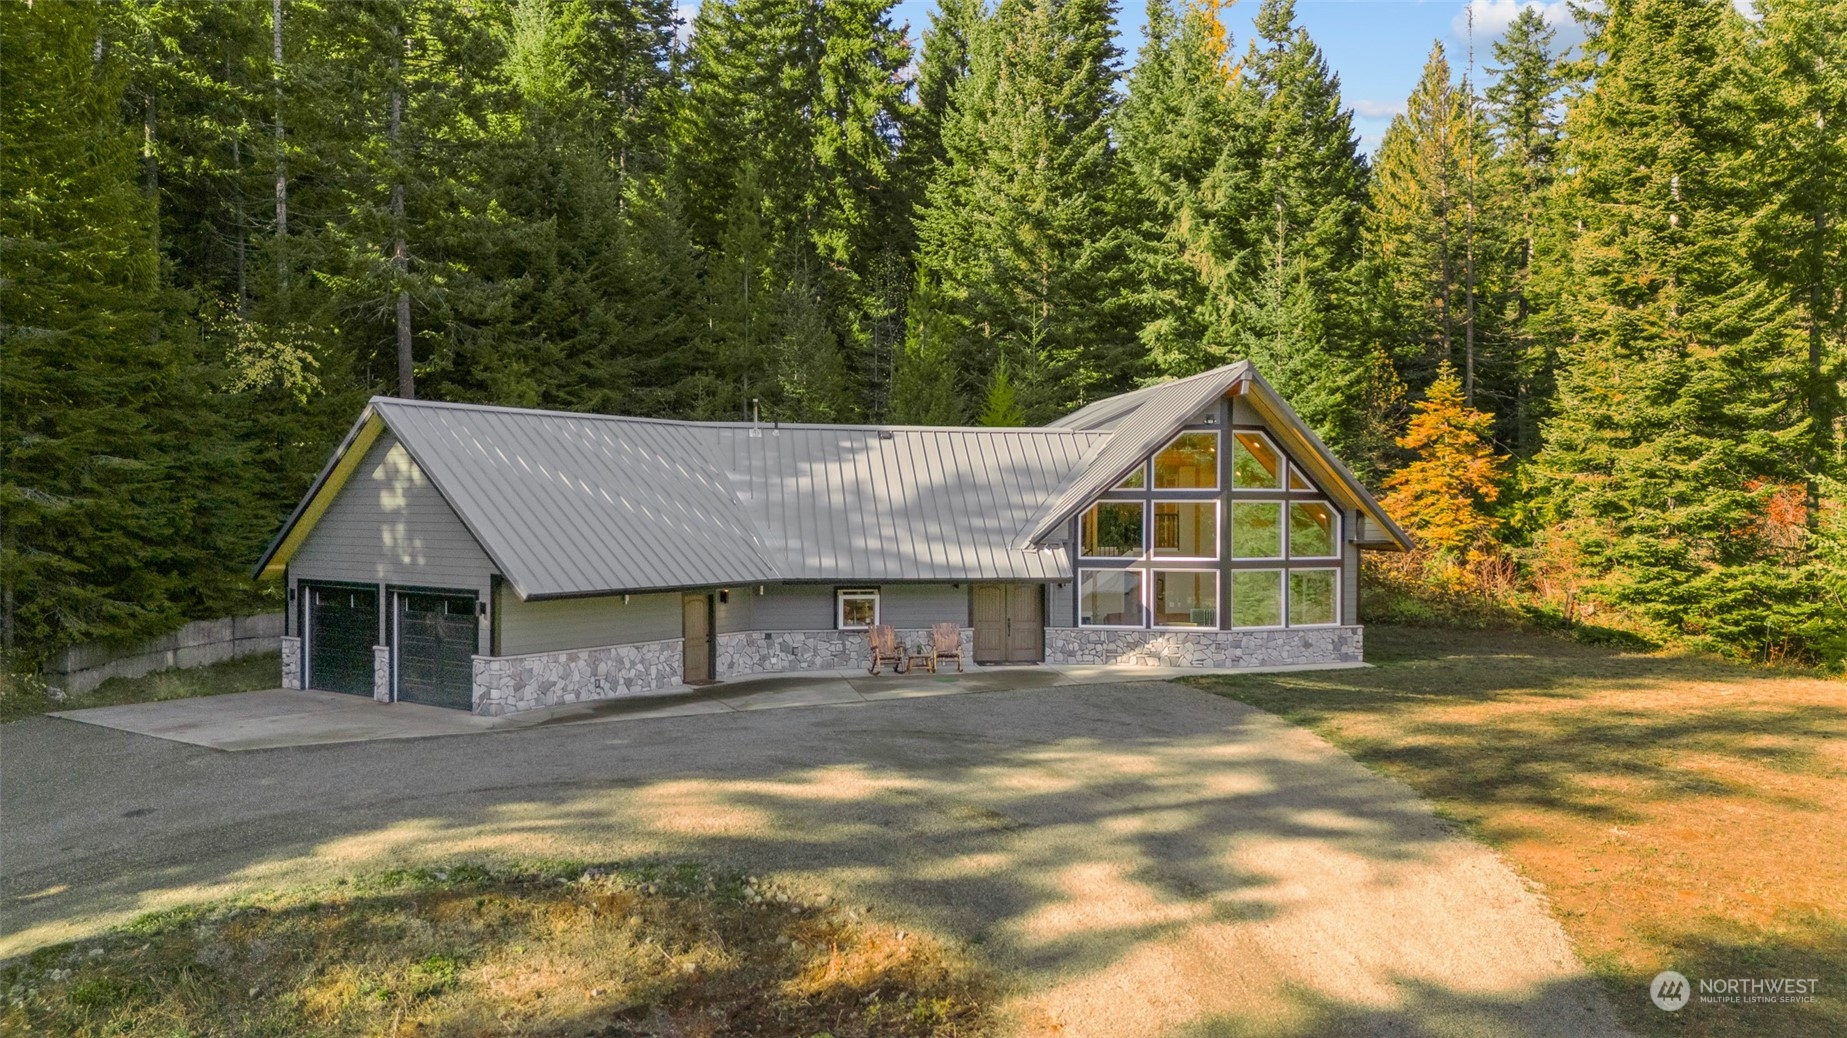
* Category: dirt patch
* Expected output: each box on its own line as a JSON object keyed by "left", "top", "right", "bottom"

{"left": 0, "top": 861, "right": 991, "bottom": 1037}
{"left": 1189, "top": 625, "right": 1847, "bottom": 1038}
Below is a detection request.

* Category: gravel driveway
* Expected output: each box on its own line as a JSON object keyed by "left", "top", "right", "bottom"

{"left": 0, "top": 682, "right": 1625, "bottom": 1037}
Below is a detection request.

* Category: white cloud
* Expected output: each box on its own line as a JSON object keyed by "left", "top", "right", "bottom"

{"left": 675, "top": 4, "right": 697, "bottom": 47}
{"left": 1351, "top": 98, "right": 1407, "bottom": 120}
{"left": 1452, "top": 0, "right": 1580, "bottom": 46}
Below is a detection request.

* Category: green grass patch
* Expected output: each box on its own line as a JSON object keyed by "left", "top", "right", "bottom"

{"left": 0, "top": 651, "right": 280, "bottom": 724}
{"left": 0, "top": 861, "right": 991, "bottom": 1038}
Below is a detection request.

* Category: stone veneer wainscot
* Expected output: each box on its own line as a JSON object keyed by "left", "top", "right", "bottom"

{"left": 1044, "top": 626, "right": 1363, "bottom": 668}
{"left": 280, "top": 636, "right": 302, "bottom": 690}
{"left": 717, "top": 628, "right": 972, "bottom": 680}
{"left": 471, "top": 637, "right": 684, "bottom": 716}
{"left": 372, "top": 645, "right": 392, "bottom": 702}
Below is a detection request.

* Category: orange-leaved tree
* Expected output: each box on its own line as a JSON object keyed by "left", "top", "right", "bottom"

{"left": 1381, "top": 362, "right": 1506, "bottom": 560}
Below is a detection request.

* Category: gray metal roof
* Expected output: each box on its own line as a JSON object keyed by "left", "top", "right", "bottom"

{"left": 257, "top": 361, "right": 1408, "bottom": 598}
{"left": 373, "top": 400, "right": 782, "bottom": 597}
{"left": 1016, "top": 363, "right": 1254, "bottom": 548}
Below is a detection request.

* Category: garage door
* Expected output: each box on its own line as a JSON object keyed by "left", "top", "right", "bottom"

{"left": 308, "top": 585, "right": 378, "bottom": 695}
{"left": 396, "top": 591, "right": 478, "bottom": 710}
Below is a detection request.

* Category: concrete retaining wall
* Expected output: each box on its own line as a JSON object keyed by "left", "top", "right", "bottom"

{"left": 44, "top": 614, "right": 286, "bottom": 695}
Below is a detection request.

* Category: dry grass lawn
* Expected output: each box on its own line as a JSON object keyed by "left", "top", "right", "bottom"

{"left": 0, "top": 862, "right": 990, "bottom": 1038}
{"left": 1188, "top": 625, "right": 1846, "bottom": 1038}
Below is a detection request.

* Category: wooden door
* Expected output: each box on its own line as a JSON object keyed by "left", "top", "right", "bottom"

{"left": 1005, "top": 584, "right": 1044, "bottom": 662}
{"left": 972, "top": 585, "right": 1007, "bottom": 663}
{"left": 682, "top": 594, "right": 714, "bottom": 683}
{"left": 973, "top": 584, "right": 1044, "bottom": 664}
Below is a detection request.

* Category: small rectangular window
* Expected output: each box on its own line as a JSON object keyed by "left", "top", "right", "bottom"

{"left": 1289, "top": 502, "right": 1338, "bottom": 558}
{"left": 1232, "top": 432, "right": 1282, "bottom": 489}
{"left": 837, "top": 588, "right": 879, "bottom": 630}
{"left": 1081, "top": 501, "right": 1145, "bottom": 558}
{"left": 1230, "top": 569, "right": 1283, "bottom": 628}
{"left": 1289, "top": 569, "right": 1338, "bottom": 626}
{"left": 1230, "top": 501, "right": 1283, "bottom": 558}
{"left": 1153, "top": 501, "right": 1217, "bottom": 558}
{"left": 1079, "top": 569, "right": 1144, "bottom": 627}
{"left": 1153, "top": 431, "right": 1219, "bottom": 489}
{"left": 1153, "top": 570, "right": 1217, "bottom": 628}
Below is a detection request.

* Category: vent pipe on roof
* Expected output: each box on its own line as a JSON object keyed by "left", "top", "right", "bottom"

{"left": 749, "top": 398, "right": 762, "bottom": 439}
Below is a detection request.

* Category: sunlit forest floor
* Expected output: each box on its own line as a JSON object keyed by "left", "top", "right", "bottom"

{"left": 1190, "top": 625, "right": 1847, "bottom": 1038}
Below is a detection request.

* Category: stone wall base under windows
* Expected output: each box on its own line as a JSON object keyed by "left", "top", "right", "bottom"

{"left": 471, "top": 638, "right": 684, "bottom": 716}
{"left": 717, "top": 628, "right": 973, "bottom": 679}
{"left": 1044, "top": 625, "right": 1363, "bottom": 668}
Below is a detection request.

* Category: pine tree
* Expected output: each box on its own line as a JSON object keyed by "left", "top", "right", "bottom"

{"left": 1364, "top": 43, "right": 1475, "bottom": 387}
{"left": 1, "top": 1, "right": 186, "bottom": 664}
{"left": 914, "top": 0, "right": 1137, "bottom": 423}
{"left": 1212, "top": 0, "right": 1368, "bottom": 451}
{"left": 1747, "top": 0, "right": 1847, "bottom": 498}
{"left": 1528, "top": 0, "right": 1812, "bottom": 653}
{"left": 977, "top": 359, "right": 1027, "bottom": 425}
{"left": 1118, "top": 0, "right": 1238, "bottom": 377}
{"left": 1483, "top": 6, "right": 1566, "bottom": 455}
{"left": 890, "top": 269, "right": 966, "bottom": 424}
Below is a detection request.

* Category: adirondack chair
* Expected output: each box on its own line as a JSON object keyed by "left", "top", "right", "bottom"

{"left": 867, "top": 624, "right": 903, "bottom": 675}
{"left": 931, "top": 622, "right": 963, "bottom": 673}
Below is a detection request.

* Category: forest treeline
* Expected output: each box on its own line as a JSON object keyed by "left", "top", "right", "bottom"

{"left": 3, "top": 0, "right": 1844, "bottom": 669}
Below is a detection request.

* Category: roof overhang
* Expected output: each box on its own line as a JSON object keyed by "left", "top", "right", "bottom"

{"left": 250, "top": 407, "right": 386, "bottom": 580}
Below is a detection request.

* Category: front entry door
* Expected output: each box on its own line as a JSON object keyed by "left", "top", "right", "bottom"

{"left": 973, "top": 584, "right": 1044, "bottom": 664}
{"left": 308, "top": 584, "right": 377, "bottom": 695}
{"left": 683, "top": 594, "right": 714, "bottom": 684}
{"left": 396, "top": 591, "right": 478, "bottom": 709}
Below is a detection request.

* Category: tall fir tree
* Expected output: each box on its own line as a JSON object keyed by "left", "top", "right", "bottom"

{"left": 1528, "top": 0, "right": 1814, "bottom": 655}
{"left": 914, "top": 0, "right": 1138, "bottom": 423}
{"left": 1117, "top": 0, "right": 1238, "bottom": 377}
{"left": 1212, "top": 0, "right": 1368, "bottom": 453}
{"left": 1482, "top": 6, "right": 1566, "bottom": 455}
{"left": 1, "top": 1, "right": 186, "bottom": 664}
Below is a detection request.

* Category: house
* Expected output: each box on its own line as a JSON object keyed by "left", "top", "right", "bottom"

{"left": 253, "top": 361, "right": 1411, "bottom": 715}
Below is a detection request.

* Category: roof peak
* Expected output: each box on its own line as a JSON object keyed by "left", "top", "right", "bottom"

{"left": 367, "top": 395, "right": 1105, "bottom": 435}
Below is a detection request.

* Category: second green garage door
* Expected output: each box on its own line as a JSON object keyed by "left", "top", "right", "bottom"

{"left": 396, "top": 591, "right": 478, "bottom": 709}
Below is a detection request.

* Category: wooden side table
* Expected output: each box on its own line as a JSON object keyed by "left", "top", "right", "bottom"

{"left": 904, "top": 650, "right": 935, "bottom": 674}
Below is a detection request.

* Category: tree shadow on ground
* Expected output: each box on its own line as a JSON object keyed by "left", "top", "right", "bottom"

{"left": 4, "top": 678, "right": 1622, "bottom": 1036}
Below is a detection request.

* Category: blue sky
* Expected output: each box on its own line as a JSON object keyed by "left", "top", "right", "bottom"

{"left": 882, "top": 0, "right": 1587, "bottom": 153}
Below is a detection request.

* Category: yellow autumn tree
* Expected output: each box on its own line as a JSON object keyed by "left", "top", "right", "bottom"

{"left": 1381, "top": 362, "right": 1505, "bottom": 559}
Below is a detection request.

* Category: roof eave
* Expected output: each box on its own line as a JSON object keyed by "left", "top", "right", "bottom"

{"left": 250, "top": 406, "right": 385, "bottom": 580}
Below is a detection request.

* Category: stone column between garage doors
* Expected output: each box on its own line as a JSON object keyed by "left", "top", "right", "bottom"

{"left": 373, "top": 645, "right": 391, "bottom": 702}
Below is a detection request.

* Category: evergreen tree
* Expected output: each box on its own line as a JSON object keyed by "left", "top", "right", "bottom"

{"left": 1118, "top": 0, "right": 1238, "bottom": 377}
{"left": 977, "top": 359, "right": 1027, "bottom": 425}
{"left": 890, "top": 269, "right": 967, "bottom": 424}
{"left": 1483, "top": 6, "right": 1566, "bottom": 455}
{"left": 1213, "top": 0, "right": 1368, "bottom": 451}
{"left": 1, "top": 1, "right": 184, "bottom": 664}
{"left": 1528, "top": 0, "right": 1812, "bottom": 655}
{"left": 914, "top": 0, "right": 1137, "bottom": 423}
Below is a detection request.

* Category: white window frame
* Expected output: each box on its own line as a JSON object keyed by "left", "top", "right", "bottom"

{"left": 1079, "top": 500, "right": 1147, "bottom": 560}
{"left": 1149, "top": 568, "right": 1220, "bottom": 630}
{"left": 1077, "top": 567, "right": 1147, "bottom": 628}
{"left": 836, "top": 588, "right": 880, "bottom": 630}
{"left": 1227, "top": 567, "right": 1288, "bottom": 631}
{"left": 1230, "top": 499, "right": 1286, "bottom": 560}
{"left": 1230, "top": 429, "right": 1285, "bottom": 491}
{"left": 1286, "top": 500, "right": 1343, "bottom": 561}
{"left": 1287, "top": 568, "right": 1341, "bottom": 628}
{"left": 1152, "top": 428, "right": 1222, "bottom": 490}
{"left": 1150, "top": 498, "right": 1220, "bottom": 561}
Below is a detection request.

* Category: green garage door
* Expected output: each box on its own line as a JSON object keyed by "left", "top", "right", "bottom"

{"left": 396, "top": 591, "right": 478, "bottom": 710}
{"left": 308, "top": 585, "right": 377, "bottom": 695}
